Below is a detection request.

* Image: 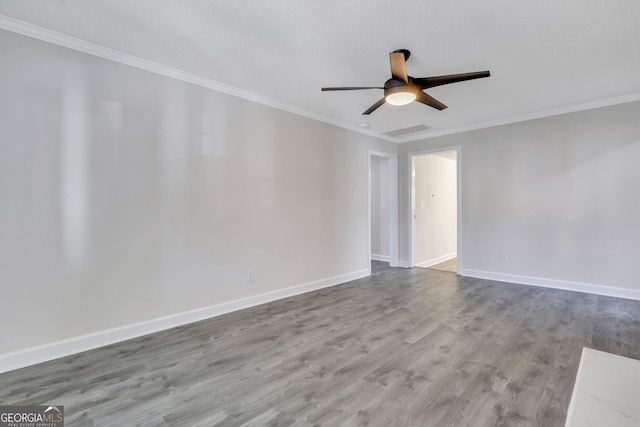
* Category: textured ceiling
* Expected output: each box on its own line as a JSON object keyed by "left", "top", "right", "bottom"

{"left": 1, "top": 0, "right": 640, "bottom": 141}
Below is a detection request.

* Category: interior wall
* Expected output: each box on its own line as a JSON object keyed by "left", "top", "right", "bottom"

{"left": 413, "top": 153, "right": 457, "bottom": 266}
{"left": 370, "top": 156, "right": 390, "bottom": 259}
{"left": 399, "top": 101, "right": 640, "bottom": 296}
{"left": 0, "top": 29, "right": 397, "bottom": 355}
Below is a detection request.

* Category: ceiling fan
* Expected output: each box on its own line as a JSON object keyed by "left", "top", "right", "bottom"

{"left": 321, "top": 49, "right": 490, "bottom": 115}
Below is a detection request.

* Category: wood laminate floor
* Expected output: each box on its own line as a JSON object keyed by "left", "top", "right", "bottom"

{"left": 425, "top": 258, "right": 457, "bottom": 273}
{"left": 1, "top": 261, "right": 640, "bottom": 426}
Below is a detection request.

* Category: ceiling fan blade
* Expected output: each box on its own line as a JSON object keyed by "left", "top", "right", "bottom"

{"left": 416, "top": 92, "right": 447, "bottom": 110}
{"left": 389, "top": 52, "right": 408, "bottom": 83}
{"left": 363, "top": 98, "right": 386, "bottom": 115}
{"left": 321, "top": 86, "right": 383, "bottom": 91}
{"left": 414, "top": 71, "right": 490, "bottom": 89}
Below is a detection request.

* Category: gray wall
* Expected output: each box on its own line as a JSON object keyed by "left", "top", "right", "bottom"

{"left": 399, "top": 101, "right": 640, "bottom": 296}
{"left": 0, "top": 29, "right": 396, "bottom": 356}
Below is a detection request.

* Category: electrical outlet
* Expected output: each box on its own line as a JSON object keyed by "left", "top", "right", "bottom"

{"left": 247, "top": 269, "right": 254, "bottom": 282}
{"left": 500, "top": 252, "right": 509, "bottom": 262}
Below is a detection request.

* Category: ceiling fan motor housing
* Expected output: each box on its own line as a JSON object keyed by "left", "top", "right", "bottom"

{"left": 321, "top": 49, "right": 490, "bottom": 114}
{"left": 384, "top": 78, "right": 418, "bottom": 98}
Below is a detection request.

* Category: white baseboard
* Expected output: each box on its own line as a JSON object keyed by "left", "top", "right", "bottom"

{"left": 0, "top": 269, "right": 370, "bottom": 374}
{"left": 415, "top": 252, "right": 457, "bottom": 268}
{"left": 371, "top": 254, "right": 390, "bottom": 262}
{"left": 398, "top": 261, "right": 412, "bottom": 268}
{"left": 459, "top": 268, "right": 640, "bottom": 302}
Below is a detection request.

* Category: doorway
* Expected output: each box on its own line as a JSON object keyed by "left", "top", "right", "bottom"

{"left": 369, "top": 151, "right": 398, "bottom": 273}
{"left": 409, "top": 147, "right": 460, "bottom": 273}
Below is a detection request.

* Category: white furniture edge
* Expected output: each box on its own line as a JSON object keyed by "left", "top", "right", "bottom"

{"left": 564, "top": 347, "right": 588, "bottom": 427}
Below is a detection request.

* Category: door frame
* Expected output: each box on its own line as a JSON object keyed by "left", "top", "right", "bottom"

{"left": 408, "top": 146, "right": 461, "bottom": 272}
{"left": 368, "top": 151, "right": 399, "bottom": 270}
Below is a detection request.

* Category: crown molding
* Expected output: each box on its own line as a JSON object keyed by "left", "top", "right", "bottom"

{"left": 397, "top": 91, "right": 640, "bottom": 142}
{"left": 2, "top": 14, "right": 639, "bottom": 145}
{"left": 0, "top": 14, "right": 398, "bottom": 143}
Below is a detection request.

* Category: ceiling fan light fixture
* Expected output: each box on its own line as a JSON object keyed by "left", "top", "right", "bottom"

{"left": 320, "top": 49, "right": 490, "bottom": 115}
{"left": 384, "top": 83, "right": 418, "bottom": 106}
{"left": 385, "top": 91, "right": 416, "bottom": 106}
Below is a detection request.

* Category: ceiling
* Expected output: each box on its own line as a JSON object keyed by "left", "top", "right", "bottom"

{"left": 1, "top": 0, "right": 640, "bottom": 142}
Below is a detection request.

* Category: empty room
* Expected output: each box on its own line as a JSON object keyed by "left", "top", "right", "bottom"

{"left": 1, "top": 1, "right": 640, "bottom": 426}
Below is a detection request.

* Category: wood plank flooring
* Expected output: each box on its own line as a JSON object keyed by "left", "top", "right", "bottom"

{"left": 423, "top": 258, "right": 457, "bottom": 273}
{"left": 1, "top": 261, "right": 640, "bottom": 426}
